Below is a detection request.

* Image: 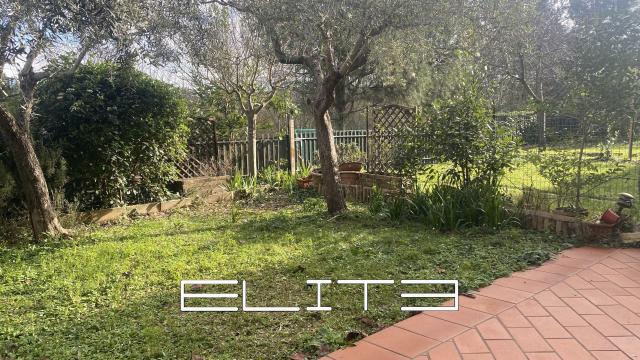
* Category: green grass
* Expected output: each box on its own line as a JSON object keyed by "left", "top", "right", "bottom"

{"left": 420, "top": 143, "right": 640, "bottom": 217}
{"left": 0, "top": 204, "right": 566, "bottom": 359}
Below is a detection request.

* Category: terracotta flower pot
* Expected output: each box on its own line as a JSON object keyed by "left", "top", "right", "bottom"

{"left": 310, "top": 171, "right": 322, "bottom": 187}
{"left": 338, "top": 162, "right": 363, "bottom": 172}
{"left": 296, "top": 177, "right": 313, "bottom": 189}
{"left": 600, "top": 209, "right": 620, "bottom": 225}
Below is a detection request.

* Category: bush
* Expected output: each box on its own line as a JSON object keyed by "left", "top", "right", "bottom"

{"left": 406, "top": 81, "right": 520, "bottom": 187}
{"left": 35, "top": 62, "right": 189, "bottom": 210}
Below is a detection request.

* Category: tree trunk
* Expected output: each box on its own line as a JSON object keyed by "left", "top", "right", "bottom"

{"left": 314, "top": 81, "right": 346, "bottom": 215}
{"left": 333, "top": 77, "right": 348, "bottom": 130}
{"left": 247, "top": 111, "right": 258, "bottom": 177}
{"left": 0, "top": 106, "right": 68, "bottom": 240}
{"left": 629, "top": 99, "right": 636, "bottom": 162}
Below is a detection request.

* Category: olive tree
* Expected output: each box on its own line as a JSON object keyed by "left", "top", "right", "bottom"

{"left": 179, "top": 7, "right": 292, "bottom": 176}
{"left": 0, "top": 0, "right": 153, "bottom": 239}
{"left": 211, "top": 0, "right": 441, "bottom": 214}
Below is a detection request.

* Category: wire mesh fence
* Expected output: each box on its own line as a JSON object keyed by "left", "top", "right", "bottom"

{"left": 497, "top": 112, "right": 639, "bottom": 215}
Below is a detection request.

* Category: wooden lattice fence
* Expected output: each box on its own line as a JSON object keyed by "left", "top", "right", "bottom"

{"left": 366, "top": 105, "right": 416, "bottom": 176}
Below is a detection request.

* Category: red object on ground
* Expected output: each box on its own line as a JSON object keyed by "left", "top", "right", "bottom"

{"left": 600, "top": 208, "right": 620, "bottom": 224}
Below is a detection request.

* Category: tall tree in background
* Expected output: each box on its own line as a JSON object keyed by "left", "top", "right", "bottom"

{"left": 180, "top": 7, "right": 291, "bottom": 177}
{"left": 568, "top": 0, "right": 640, "bottom": 158}
{"left": 473, "top": 0, "right": 571, "bottom": 148}
{"left": 213, "top": 0, "right": 442, "bottom": 214}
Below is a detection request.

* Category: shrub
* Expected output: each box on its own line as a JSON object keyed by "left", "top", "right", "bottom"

{"left": 35, "top": 62, "right": 189, "bottom": 210}
{"left": 336, "top": 142, "right": 366, "bottom": 164}
{"left": 526, "top": 150, "right": 624, "bottom": 209}
{"left": 406, "top": 81, "right": 520, "bottom": 187}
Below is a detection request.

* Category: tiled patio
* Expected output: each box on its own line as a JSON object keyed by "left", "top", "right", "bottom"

{"left": 326, "top": 247, "right": 640, "bottom": 360}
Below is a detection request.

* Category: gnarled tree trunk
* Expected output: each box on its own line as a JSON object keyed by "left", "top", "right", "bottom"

{"left": 0, "top": 106, "right": 68, "bottom": 240}
{"left": 313, "top": 78, "right": 346, "bottom": 215}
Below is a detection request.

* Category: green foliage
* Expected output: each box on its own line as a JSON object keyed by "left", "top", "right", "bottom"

{"left": 192, "top": 85, "right": 246, "bottom": 138}
{"left": 0, "top": 206, "right": 563, "bottom": 359}
{"left": 527, "top": 150, "right": 624, "bottom": 209}
{"left": 258, "top": 165, "right": 297, "bottom": 193}
{"left": 35, "top": 62, "right": 189, "bottom": 210}
{"left": 336, "top": 142, "right": 366, "bottom": 164}
{"left": 409, "top": 82, "right": 520, "bottom": 187}
{"left": 370, "top": 182, "right": 513, "bottom": 231}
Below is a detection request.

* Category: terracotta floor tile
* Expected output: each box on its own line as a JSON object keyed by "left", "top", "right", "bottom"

{"left": 564, "top": 275, "right": 595, "bottom": 290}
{"left": 599, "top": 305, "right": 640, "bottom": 325}
{"left": 604, "top": 274, "right": 640, "bottom": 288}
{"left": 591, "top": 281, "right": 631, "bottom": 296}
{"left": 517, "top": 299, "right": 549, "bottom": 317}
{"left": 619, "top": 249, "right": 640, "bottom": 260}
{"left": 608, "top": 336, "right": 640, "bottom": 359}
{"left": 477, "top": 318, "right": 511, "bottom": 340}
{"left": 535, "top": 264, "right": 580, "bottom": 276}
{"left": 545, "top": 306, "right": 588, "bottom": 326}
{"left": 600, "top": 258, "right": 629, "bottom": 269}
{"left": 612, "top": 295, "right": 640, "bottom": 313}
{"left": 458, "top": 295, "right": 512, "bottom": 315}
{"left": 428, "top": 341, "right": 462, "bottom": 360}
{"left": 486, "top": 340, "right": 527, "bottom": 360}
{"left": 610, "top": 252, "right": 639, "bottom": 263}
{"left": 564, "top": 248, "right": 615, "bottom": 259}
{"left": 528, "top": 317, "right": 572, "bottom": 339}
{"left": 512, "top": 270, "right": 566, "bottom": 285}
{"left": 591, "top": 263, "right": 621, "bottom": 275}
{"left": 525, "top": 353, "right": 562, "bottom": 360}
{"left": 565, "top": 326, "right": 617, "bottom": 351}
{"left": 429, "top": 306, "right": 492, "bottom": 327}
{"left": 625, "top": 324, "right": 640, "bottom": 337}
{"left": 492, "top": 277, "right": 549, "bottom": 293}
{"left": 578, "top": 289, "right": 617, "bottom": 305}
{"left": 562, "top": 297, "right": 604, "bottom": 315}
{"left": 549, "top": 256, "right": 596, "bottom": 269}
{"left": 616, "top": 267, "right": 640, "bottom": 280}
{"left": 508, "top": 327, "right": 552, "bottom": 352}
{"left": 549, "top": 283, "right": 582, "bottom": 298}
{"left": 577, "top": 269, "right": 608, "bottom": 282}
{"left": 363, "top": 326, "right": 438, "bottom": 358}
{"left": 582, "top": 315, "right": 632, "bottom": 336}
{"left": 454, "top": 329, "right": 489, "bottom": 354}
{"left": 591, "top": 351, "right": 632, "bottom": 360}
{"left": 395, "top": 314, "right": 467, "bottom": 341}
{"left": 327, "top": 248, "right": 640, "bottom": 360}
{"left": 330, "top": 340, "right": 409, "bottom": 360}
{"left": 534, "top": 291, "right": 565, "bottom": 307}
{"left": 477, "top": 285, "right": 533, "bottom": 304}
{"left": 547, "top": 338, "right": 596, "bottom": 360}
{"left": 462, "top": 354, "right": 495, "bottom": 360}
{"left": 498, "top": 307, "right": 531, "bottom": 328}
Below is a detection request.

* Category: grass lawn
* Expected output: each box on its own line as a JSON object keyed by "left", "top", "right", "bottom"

{"left": 0, "top": 202, "right": 566, "bottom": 359}
{"left": 420, "top": 143, "right": 640, "bottom": 218}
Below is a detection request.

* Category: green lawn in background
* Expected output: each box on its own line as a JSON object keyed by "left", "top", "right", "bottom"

{"left": 0, "top": 204, "right": 565, "bottom": 359}
{"left": 419, "top": 143, "right": 640, "bottom": 217}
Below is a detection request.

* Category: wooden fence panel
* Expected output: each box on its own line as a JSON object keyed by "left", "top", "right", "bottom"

{"left": 178, "top": 130, "right": 369, "bottom": 177}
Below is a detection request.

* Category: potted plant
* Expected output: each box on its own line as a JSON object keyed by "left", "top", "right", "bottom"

{"left": 337, "top": 143, "right": 365, "bottom": 172}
